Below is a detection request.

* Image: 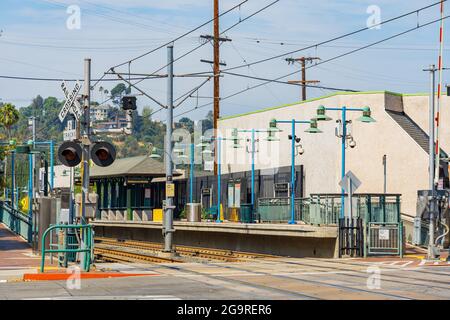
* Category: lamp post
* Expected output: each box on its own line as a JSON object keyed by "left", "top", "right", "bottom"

{"left": 174, "top": 143, "right": 196, "bottom": 204}
{"left": 314, "top": 105, "right": 375, "bottom": 219}
{"left": 231, "top": 128, "right": 276, "bottom": 212}
{"left": 204, "top": 135, "right": 235, "bottom": 223}
{"left": 33, "top": 141, "right": 55, "bottom": 192}
{"left": 267, "top": 119, "right": 321, "bottom": 224}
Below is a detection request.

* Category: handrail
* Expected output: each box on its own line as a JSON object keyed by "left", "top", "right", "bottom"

{"left": 41, "top": 224, "right": 93, "bottom": 273}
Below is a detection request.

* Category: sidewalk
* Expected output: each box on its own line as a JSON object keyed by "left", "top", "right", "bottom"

{"left": 0, "top": 223, "right": 40, "bottom": 281}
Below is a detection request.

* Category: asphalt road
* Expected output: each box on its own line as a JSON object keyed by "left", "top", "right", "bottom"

{"left": 0, "top": 257, "right": 449, "bottom": 300}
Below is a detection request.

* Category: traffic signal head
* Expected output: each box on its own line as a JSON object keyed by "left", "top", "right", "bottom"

{"left": 58, "top": 141, "right": 82, "bottom": 167}
{"left": 91, "top": 141, "right": 116, "bottom": 167}
{"left": 121, "top": 96, "right": 137, "bottom": 111}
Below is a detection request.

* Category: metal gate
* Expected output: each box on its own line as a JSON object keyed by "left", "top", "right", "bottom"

{"left": 339, "top": 218, "right": 363, "bottom": 257}
{"left": 367, "top": 222, "right": 403, "bottom": 257}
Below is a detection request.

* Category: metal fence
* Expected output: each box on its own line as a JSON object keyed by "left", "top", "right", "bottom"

{"left": 0, "top": 200, "right": 31, "bottom": 242}
{"left": 256, "top": 194, "right": 401, "bottom": 226}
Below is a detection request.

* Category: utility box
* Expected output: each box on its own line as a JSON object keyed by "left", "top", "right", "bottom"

{"left": 34, "top": 197, "right": 58, "bottom": 253}
{"left": 75, "top": 193, "right": 98, "bottom": 219}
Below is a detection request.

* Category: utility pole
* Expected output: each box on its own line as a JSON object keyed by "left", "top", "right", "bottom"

{"left": 200, "top": 0, "right": 231, "bottom": 175}
{"left": 213, "top": 0, "right": 220, "bottom": 176}
{"left": 424, "top": 65, "right": 438, "bottom": 260}
{"left": 286, "top": 57, "right": 321, "bottom": 101}
{"left": 163, "top": 45, "right": 175, "bottom": 253}
{"left": 80, "top": 58, "right": 91, "bottom": 268}
{"left": 28, "top": 117, "right": 37, "bottom": 199}
{"left": 81, "top": 58, "right": 91, "bottom": 224}
{"left": 383, "top": 155, "right": 387, "bottom": 194}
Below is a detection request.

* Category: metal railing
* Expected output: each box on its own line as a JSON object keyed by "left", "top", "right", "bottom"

{"left": 256, "top": 194, "right": 401, "bottom": 226}
{"left": 41, "top": 224, "right": 93, "bottom": 272}
{"left": 0, "top": 200, "right": 32, "bottom": 242}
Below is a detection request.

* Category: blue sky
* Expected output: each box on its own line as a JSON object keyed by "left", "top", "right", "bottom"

{"left": 0, "top": 0, "right": 447, "bottom": 120}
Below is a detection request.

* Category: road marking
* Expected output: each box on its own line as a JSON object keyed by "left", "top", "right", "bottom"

{"left": 400, "top": 261, "right": 414, "bottom": 267}
{"left": 27, "top": 295, "right": 181, "bottom": 300}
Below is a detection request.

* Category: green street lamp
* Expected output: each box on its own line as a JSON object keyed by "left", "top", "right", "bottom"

{"left": 314, "top": 105, "right": 376, "bottom": 219}
{"left": 314, "top": 105, "right": 332, "bottom": 121}
{"left": 356, "top": 106, "right": 376, "bottom": 123}
{"left": 149, "top": 146, "right": 162, "bottom": 159}
{"left": 304, "top": 119, "right": 322, "bottom": 133}
{"left": 267, "top": 117, "right": 322, "bottom": 224}
{"left": 266, "top": 119, "right": 282, "bottom": 141}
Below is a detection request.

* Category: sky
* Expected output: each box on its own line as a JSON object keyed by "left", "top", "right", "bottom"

{"left": 0, "top": 0, "right": 447, "bottom": 121}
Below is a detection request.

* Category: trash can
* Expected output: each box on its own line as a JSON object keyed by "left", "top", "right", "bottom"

{"left": 186, "top": 203, "right": 202, "bottom": 222}
{"left": 240, "top": 204, "right": 254, "bottom": 223}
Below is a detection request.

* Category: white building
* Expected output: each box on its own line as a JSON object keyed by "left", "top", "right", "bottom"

{"left": 218, "top": 91, "right": 450, "bottom": 238}
{"left": 90, "top": 104, "right": 109, "bottom": 122}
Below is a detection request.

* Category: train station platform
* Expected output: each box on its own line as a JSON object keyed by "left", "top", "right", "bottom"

{"left": 92, "top": 221, "right": 339, "bottom": 258}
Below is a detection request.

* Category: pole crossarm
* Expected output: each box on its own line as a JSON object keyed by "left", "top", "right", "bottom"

{"left": 274, "top": 120, "right": 311, "bottom": 125}
{"left": 324, "top": 107, "right": 365, "bottom": 112}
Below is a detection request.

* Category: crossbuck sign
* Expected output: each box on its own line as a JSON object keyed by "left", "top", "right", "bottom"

{"left": 59, "top": 81, "right": 83, "bottom": 122}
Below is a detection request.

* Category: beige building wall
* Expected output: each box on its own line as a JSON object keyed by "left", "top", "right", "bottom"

{"left": 219, "top": 92, "right": 432, "bottom": 219}
{"left": 403, "top": 94, "right": 450, "bottom": 154}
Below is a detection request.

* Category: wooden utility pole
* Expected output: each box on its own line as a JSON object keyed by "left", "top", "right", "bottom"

{"left": 213, "top": 0, "right": 220, "bottom": 175}
{"left": 286, "top": 57, "right": 320, "bottom": 101}
{"left": 200, "top": 1, "right": 231, "bottom": 175}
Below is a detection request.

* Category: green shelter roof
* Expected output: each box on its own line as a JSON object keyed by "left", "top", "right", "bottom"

{"left": 90, "top": 155, "right": 168, "bottom": 179}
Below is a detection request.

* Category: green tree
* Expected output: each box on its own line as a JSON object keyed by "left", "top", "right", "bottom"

{"left": 110, "top": 83, "right": 131, "bottom": 105}
{"left": 0, "top": 103, "right": 20, "bottom": 139}
{"left": 177, "top": 117, "right": 194, "bottom": 133}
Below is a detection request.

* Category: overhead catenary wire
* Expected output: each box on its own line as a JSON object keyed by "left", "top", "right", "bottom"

{"left": 174, "top": 14, "right": 450, "bottom": 119}
{"left": 192, "top": 0, "right": 448, "bottom": 74}
{"left": 125, "top": 0, "right": 281, "bottom": 89}
{"left": 109, "top": 0, "right": 250, "bottom": 69}
{"left": 112, "top": 0, "right": 282, "bottom": 117}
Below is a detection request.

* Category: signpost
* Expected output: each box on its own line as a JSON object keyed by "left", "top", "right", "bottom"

{"left": 59, "top": 81, "right": 83, "bottom": 122}
{"left": 63, "top": 129, "right": 77, "bottom": 141}
{"left": 339, "top": 170, "right": 361, "bottom": 218}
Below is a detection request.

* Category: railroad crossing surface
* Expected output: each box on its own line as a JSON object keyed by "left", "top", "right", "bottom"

{"left": 1, "top": 224, "right": 449, "bottom": 300}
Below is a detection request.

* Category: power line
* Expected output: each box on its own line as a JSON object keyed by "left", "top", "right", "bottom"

{"left": 193, "top": 0, "right": 447, "bottom": 74}
{"left": 0, "top": 75, "right": 154, "bottom": 82}
{"left": 127, "top": 0, "right": 281, "bottom": 88}
{"left": 174, "top": 14, "right": 450, "bottom": 119}
{"left": 110, "top": 0, "right": 250, "bottom": 69}
{"left": 115, "top": 0, "right": 281, "bottom": 117}
{"left": 222, "top": 71, "right": 358, "bottom": 92}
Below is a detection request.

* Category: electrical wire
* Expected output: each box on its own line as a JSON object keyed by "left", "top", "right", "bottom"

{"left": 110, "top": 0, "right": 250, "bottom": 69}
{"left": 174, "top": 14, "right": 450, "bottom": 119}
{"left": 193, "top": 0, "right": 448, "bottom": 74}
{"left": 128, "top": 0, "right": 281, "bottom": 88}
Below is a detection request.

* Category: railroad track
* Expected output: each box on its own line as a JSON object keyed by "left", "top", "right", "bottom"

{"left": 94, "top": 237, "right": 277, "bottom": 263}
{"left": 94, "top": 246, "right": 182, "bottom": 264}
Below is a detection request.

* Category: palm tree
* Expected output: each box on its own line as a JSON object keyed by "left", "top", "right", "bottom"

{"left": 0, "top": 103, "right": 20, "bottom": 139}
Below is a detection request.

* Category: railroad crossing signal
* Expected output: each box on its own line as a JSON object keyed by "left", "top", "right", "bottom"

{"left": 59, "top": 81, "right": 83, "bottom": 122}
{"left": 58, "top": 140, "right": 116, "bottom": 168}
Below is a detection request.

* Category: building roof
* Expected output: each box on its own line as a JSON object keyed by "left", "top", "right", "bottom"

{"left": 90, "top": 155, "right": 168, "bottom": 179}
{"left": 218, "top": 90, "right": 436, "bottom": 121}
